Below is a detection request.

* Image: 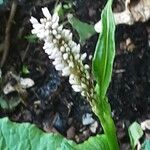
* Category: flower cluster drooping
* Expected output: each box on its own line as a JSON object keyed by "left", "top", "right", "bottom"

{"left": 30, "top": 7, "right": 95, "bottom": 103}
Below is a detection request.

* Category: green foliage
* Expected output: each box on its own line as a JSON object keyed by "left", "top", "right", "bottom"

{"left": 0, "top": 97, "right": 21, "bottom": 110}
{"left": 128, "top": 122, "right": 143, "bottom": 149}
{"left": 54, "top": 2, "right": 73, "bottom": 20}
{"left": 0, "top": 117, "right": 109, "bottom": 150}
{"left": 0, "top": 0, "right": 118, "bottom": 150}
{"left": 92, "top": 0, "right": 119, "bottom": 149}
{"left": 142, "top": 140, "right": 150, "bottom": 150}
{"left": 68, "top": 15, "right": 96, "bottom": 44}
{"left": 24, "top": 34, "right": 38, "bottom": 43}
{"left": 54, "top": 3, "right": 64, "bottom": 17}
{"left": 21, "top": 65, "right": 30, "bottom": 75}
{"left": 0, "top": 0, "right": 3, "bottom": 5}
{"left": 92, "top": 0, "right": 115, "bottom": 100}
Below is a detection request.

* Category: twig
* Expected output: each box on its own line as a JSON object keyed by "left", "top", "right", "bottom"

{"left": 0, "top": 0, "right": 17, "bottom": 67}
{"left": 0, "top": 43, "right": 4, "bottom": 53}
{"left": 22, "top": 43, "right": 30, "bottom": 62}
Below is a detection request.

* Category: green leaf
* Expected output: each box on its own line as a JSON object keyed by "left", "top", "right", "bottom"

{"left": 68, "top": 15, "right": 96, "bottom": 44}
{"left": 128, "top": 122, "right": 144, "bottom": 149}
{"left": 21, "top": 65, "right": 30, "bottom": 75}
{"left": 142, "top": 140, "right": 150, "bottom": 150}
{"left": 0, "top": 117, "right": 109, "bottom": 150}
{"left": 0, "top": 97, "right": 21, "bottom": 110}
{"left": 92, "top": 0, "right": 115, "bottom": 100}
{"left": 24, "top": 34, "right": 38, "bottom": 43}
{"left": 0, "top": 0, "right": 3, "bottom": 5}
{"left": 76, "top": 134, "right": 109, "bottom": 150}
{"left": 54, "top": 3, "right": 64, "bottom": 17}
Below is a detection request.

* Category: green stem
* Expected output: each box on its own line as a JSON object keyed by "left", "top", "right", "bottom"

{"left": 93, "top": 97, "right": 119, "bottom": 150}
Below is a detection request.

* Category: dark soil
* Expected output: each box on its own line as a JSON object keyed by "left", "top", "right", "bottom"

{"left": 0, "top": 0, "right": 150, "bottom": 149}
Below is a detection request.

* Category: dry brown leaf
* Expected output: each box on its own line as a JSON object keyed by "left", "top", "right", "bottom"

{"left": 126, "top": 0, "right": 150, "bottom": 22}
{"left": 95, "top": 0, "right": 150, "bottom": 33}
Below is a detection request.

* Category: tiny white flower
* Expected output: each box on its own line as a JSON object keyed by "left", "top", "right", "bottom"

{"left": 55, "top": 64, "right": 65, "bottom": 71}
{"left": 44, "top": 30, "right": 50, "bottom": 36}
{"left": 52, "top": 57, "right": 62, "bottom": 65}
{"left": 40, "top": 18, "right": 46, "bottom": 24}
{"left": 42, "top": 7, "right": 51, "bottom": 20}
{"left": 52, "top": 29, "right": 57, "bottom": 35}
{"left": 53, "top": 39, "right": 57, "bottom": 44}
{"left": 60, "top": 46, "right": 65, "bottom": 52}
{"left": 45, "top": 22, "right": 51, "bottom": 29}
{"left": 62, "top": 29, "right": 70, "bottom": 38}
{"left": 48, "top": 48, "right": 58, "bottom": 59}
{"left": 81, "top": 53, "right": 87, "bottom": 61}
{"left": 81, "top": 83, "right": 87, "bottom": 89}
{"left": 81, "top": 91, "right": 86, "bottom": 97}
{"left": 64, "top": 43, "right": 68, "bottom": 48}
{"left": 69, "top": 62, "right": 74, "bottom": 68}
{"left": 63, "top": 53, "right": 69, "bottom": 60}
{"left": 72, "top": 85, "right": 82, "bottom": 92}
{"left": 45, "top": 48, "right": 52, "bottom": 55}
{"left": 30, "top": 16, "right": 39, "bottom": 24}
{"left": 68, "top": 33, "right": 72, "bottom": 40}
{"left": 52, "top": 22, "right": 58, "bottom": 29}
{"left": 50, "top": 50, "right": 62, "bottom": 59}
{"left": 88, "top": 55, "right": 92, "bottom": 60}
{"left": 32, "top": 24, "right": 43, "bottom": 30}
{"left": 37, "top": 32, "right": 45, "bottom": 39}
{"left": 94, "top": 20, "right": 102, "bottom": 33}
{"left": 69, "top": 74, "right": 78, "bottom": 85}
{"left": 72, "top": 44, "right": 80, "bottom": 54}
{"left": 45, "top": 35, "right": 53, "bottom": 42}
{"left": 84, "top": 64, "right": 89, "bottom": 69}
{"left": 85, "top": 72, "right": 90, "bottom": 79}
{"left": 62, "top": 67, "right": 70, "bottom": 76}
{"left": 31, "top": 28, "right": 39, "bottom": 34}
{"left": 74, "top": 54, "right": 80, "bottom": 60}
{"left": 66, "top": 47, "right": 70, "bottom": 52}
{"left": 55, "top": 34, "right": 61, "bottom": 40}
{"left": 43, "top": 43, "right": 54, "bottom": 50}
{"left": 57, "top": 25, "right": 63, "bottom": 32}
{"left": 68, "top": 41, "right": 76, "bottom": 48}
{"left": 52, "top": 13, "right": 59, "bottom": 23}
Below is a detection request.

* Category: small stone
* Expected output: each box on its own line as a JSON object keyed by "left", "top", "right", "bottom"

{"left": 68, "top": 118, "right": 73, "bottom": 125}
{"left": 82, "top": 113, "right": 95, "bottom": 125}
{"left": 126, "top": 38, "right": 135, "bottom": 52}
{"left": 3, "top": 83, "right": 15, "bottom": 94}
{"left": 67, "top": 126, "right": 75, "bottom": 139}
{"left": 90, "top": 121, "right": 98, "bottom": 133}
{"left": 20, "top": 78, "right": 35, "bottom": 89}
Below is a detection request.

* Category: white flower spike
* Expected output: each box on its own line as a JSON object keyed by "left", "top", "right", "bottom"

{"left": 30, "top": 7, "right": 95, "bottom": 103}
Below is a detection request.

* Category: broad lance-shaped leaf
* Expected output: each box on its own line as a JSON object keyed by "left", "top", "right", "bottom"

{"left": 92, "top": 0, "right": 115, "bottom": 100}
{"left": 68, "top": 14, "right": 96, "bottom": 44}
{"left": 128, "top": 121, "right": 143, "bottom": 149}
{"left": 0, "top": 117, "right": 109, "bottom": 150}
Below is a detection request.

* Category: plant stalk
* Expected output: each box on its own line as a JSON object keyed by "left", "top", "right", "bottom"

{"left": 92, "top": 95, "right": 119, "bottom": 150}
